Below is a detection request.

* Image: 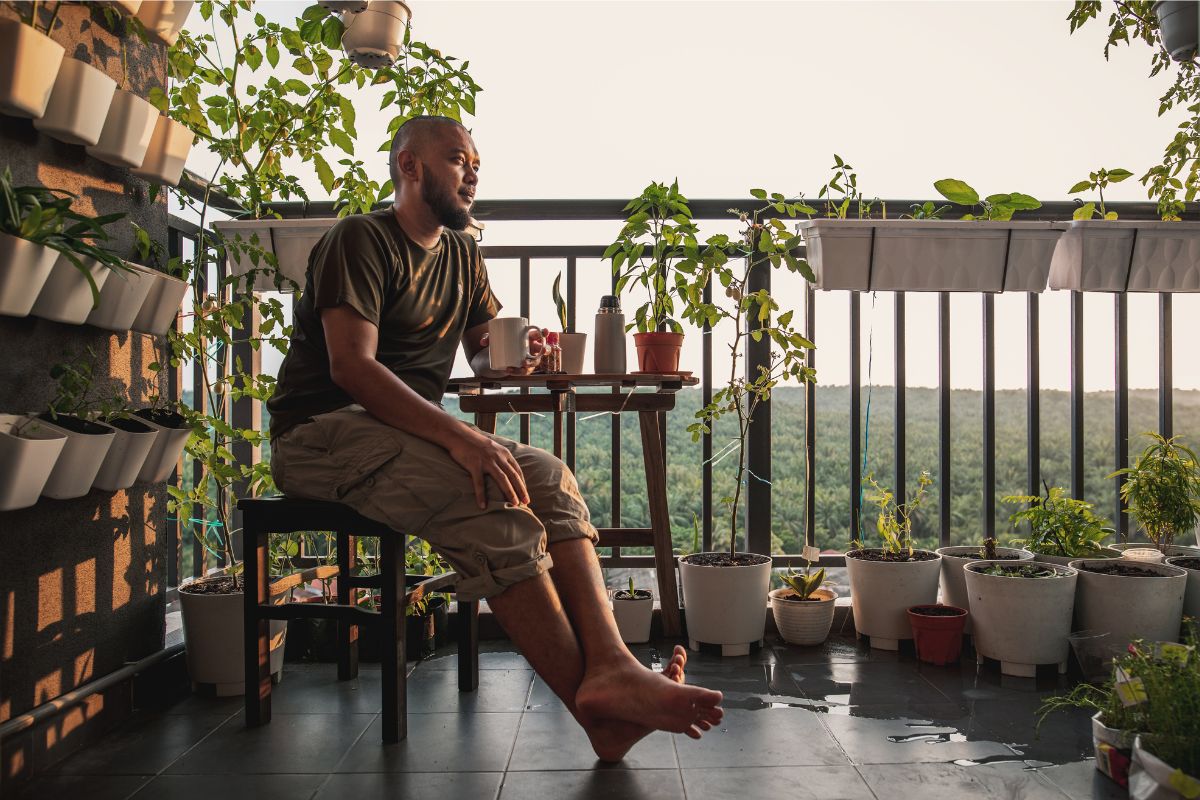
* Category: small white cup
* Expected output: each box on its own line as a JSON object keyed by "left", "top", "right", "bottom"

{"left": 487, "top": 317, "right": 541, "bottom": 370}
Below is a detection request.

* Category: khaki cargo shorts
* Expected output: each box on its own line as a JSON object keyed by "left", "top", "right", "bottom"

{"left": 270, "top": 405, "right": 599, "bottom": 601}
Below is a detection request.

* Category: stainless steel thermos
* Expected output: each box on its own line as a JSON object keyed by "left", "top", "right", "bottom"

{"left": 593, "top": 295, "right": 626, "bottom": 374}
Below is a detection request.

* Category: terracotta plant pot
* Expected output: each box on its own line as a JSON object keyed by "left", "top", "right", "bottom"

{"left": 0, "top": 18, "right": 65, "bottom": 118}
{"left": 907, "top": 604, "right": 968, "bottom": 665}
{"left": 769, "top": 587, "right": 837, "bottom": 646}
{"left": 0, "top": 414, "right": 67, "bottom": 511}
{"left": 633, "top": 331, "right": 684, "bottom": 373}
{"left": 340, "top": 0, "right": 411, "bottom": 67}
{"left": 130, "top": 115, "right": 195, "bottom": 186}
{"left": 0, "top": 232, "right": 59, "bottom": 317}
{"left": 86, "top": 89, "right": 159, "bottom": 169}
{"left": 612, "top": 588, "right": 653, "bottom": 644}
{"left": 32, "top": 57, "right": 117, "bottom": 146}
{"left": 135, "top": 0, "right": 195, "bottom": 47}
{"left": 30, "top": 253, "right": 110, "bottom": 325}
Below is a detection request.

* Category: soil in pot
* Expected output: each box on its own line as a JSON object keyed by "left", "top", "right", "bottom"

{"left": 36, "top": 412, "right": 110, "bottom": 435}
{"left": 1079, "top": 562, "right": 1173, "bottom": 578}
{"left": 614, "top": 589, "right": 652, "bottom": 601}
{"left": 135, "top": 407, "right": 187, "bottom": 428}
{"left": 184, "top": 575, "right": 238, "bottom": 594}
{"left": 978, "top": 563, "right": 1058, "bottom": 578}
{"left": 909, "top": 605, "right": 966, "bottom": 617}
{"left": 684, "top": 553, "right": 770, "bottom": 567}
{"left": 1172, "top": 557, "right": 1200, "bottom": 571}
{"left": 848, "top": 548, "right": 938, "bottom": 563}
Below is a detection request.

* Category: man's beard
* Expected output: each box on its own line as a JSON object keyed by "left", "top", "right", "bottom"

{"left": 421, "top": 171, "right": 472, "bottom": 230}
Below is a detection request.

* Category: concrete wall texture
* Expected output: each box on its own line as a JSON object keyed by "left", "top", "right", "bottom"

{"left": 0, "top": 1, "right": 170, "bottom": 781}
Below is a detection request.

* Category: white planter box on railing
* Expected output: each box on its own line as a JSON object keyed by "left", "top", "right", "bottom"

{"left": 0, "top": 18, "right": 65, "bottom": 118}
{"left": 30, "top": 254, "right": 110, "bottom": 325}
{"left": 212, "top": 218, "right": 332, "bottom": 292}
{"left": 1048, "top": 220, "right": 1200, "bottom": 292}
{"left": 92, "top": 416, "right": 159, "bottom": 491}
{"left": 37, "top": 415, "right": 117, "bottom": 500}
{"left": 86, "top": 262, "right": 154, "bottom": 331}
{"left": 0, "top": 414, "right": 67, "bottom": 511}
{"left": 32, "top": 57, "right": 117, "bottom": 146}
{"left": 86, "top": 89, "right": 158, "bottom": 169}
{"left": 0, "top": 232, "right": 59, "bottom": 317}
{"left": 130, "top": 115, "right": 195, "bottom": 187}
{"left": 135, "top": 1, "right": 195, "bottom": 47}
{"left": 131, "top": 269, "right": 188, "bottom": 335}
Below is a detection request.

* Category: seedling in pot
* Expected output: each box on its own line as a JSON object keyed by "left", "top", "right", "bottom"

{"left": 614, "top": 576, "right": 651, "bottom": 601}
{"left": 778, "top": 545, "right": 826, "bottom": 601}
{"left": 1005, "top": 481, "right": 1114, "bottom": 559}
{"left": 1068, "top": 167, "right": 1133, "bottom": 220}
{"left": 818, "top": 154, "right": 882, "bottom": 219}
{"left": 934, "top": 178, "right": 1041, "bottom": 221}
{"left": 977, "top": 562, "right": 1057, "bottom": 579}
{"left": 852, "top": 470, "right": 934, "bottom": 561}
{"left": 1110, "top": 432, "right": 1200, "bottom": 554}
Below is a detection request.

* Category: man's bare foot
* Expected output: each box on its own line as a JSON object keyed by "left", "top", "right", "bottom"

{"left": 662, "top": 644, "right": 687, "bottom": 684}
{"left": 576, "top": 656, "right": 723, "bottom": 740}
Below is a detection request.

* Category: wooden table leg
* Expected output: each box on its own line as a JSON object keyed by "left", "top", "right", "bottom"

{"left": 638, "top": 409, "right": 682, "bottom": 637}
{"left": 476, "top": 411, "right": 497, "bottom": 435}
{"left": 381, "top": 534, "right": 406, "bottom": 743}
{"left": 336, "top": 532, "right": 359, "bottom": 681}
{"left": 243, "top": 521, "right": 272, "bottom": 726}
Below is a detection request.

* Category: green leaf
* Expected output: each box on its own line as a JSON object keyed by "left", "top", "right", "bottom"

{"left": 1068, "top": 180, "right": 1093, "bottom": 194}
{"left": 313, "top": 152, "right": 335, "bottom": 193}
{"left": 320, "top": 16, "right": 344, "bottom": 49}
{"left": 1006, "top": 192, "right": 1041, "bottom": 210}
{"left": 934, "top": 178, "right": 979, "bottom": 206}
{"left": 329, "top": 127, "right": 354, "bottom": 154}
{"left": 1107, "top": 168, "right": 1134, "bottom": 182}
{"left": 1073, "top": 202, "right": 1096, "bottom": 220}
{"left": 750, "top": 188, "right": 767, "bottom": 200}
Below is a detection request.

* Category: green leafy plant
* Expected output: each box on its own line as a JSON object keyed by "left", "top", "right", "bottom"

{"left": 1068, "top": 167, "right": 1134, "bottom": 220}
{"left": 778, "top": 546, "right": 826, "bottom": 600}
{"left": 1110, "top": 432, "right": 1200, "bottom": 553}
{"left": 614, "top": 576, "right": 651, "bottom": 600}
{"left": 859, "top": 471, "right": 933, "bottom": 556}
{"left": 902, "top": 200, "right": 951, "bottom": 220}
{"left": 817, "top": 154, "right": 881, "bottom": 219}
{"left": 980, "top": 536, "right": 999, "bottom": 560}
{"left": 604, "top": 179, "right": 700, "bottom": 334}
{"left": 47, "top": 347, "right": 129, "bottom": 421}
{"left": 1005, "top": 482, "right": 1114, "bottom": 558}
{"left": 933, "top": 178, "right": 1042, "bottom": 221}
{"left": 977, "top": 562, "right": 1057, "bottom": 578}
{"left": 551, "top": 271, "right": 568, "bottom": 331}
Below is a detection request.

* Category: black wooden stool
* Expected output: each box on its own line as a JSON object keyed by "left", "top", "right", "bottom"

{"left": 239, "top": 496, "right": 479, "bottom": 742}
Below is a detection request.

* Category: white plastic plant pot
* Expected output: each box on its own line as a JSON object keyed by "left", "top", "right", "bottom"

{"left": 135, "top": 1, "right": 195, "bottom": 47}
{"left": 0, "top": 18, "right": 65, "bottom": 118}
{"left": 678, "top": 553, "right": 772, "bottom": 656}
{"left": 1165, "top": 555, "right": 1200, "bottom": 622}
{"left": 0, "top": 414, "right": 67, "bottom": 511}
{"left": 559, "top": 332, "right": 587, "bottom": 374}
{"left": 935, "top": 545, "right": 1032, "bottom": 634}
{"left": 134, "top": 408, "right": 191, "bottom": 483}
{"left": 1069, "top": 558, "right": 1188, "bottom": 650}
{"left": 1092, "top": 712, "right": 1136, "bottom": 784}
{"left": 130, "top": 115, "right": 195, "bottom": 187}
{"left": 1048, "top": 221, "right": 1200, "bottom": 292}
{"left": 131, "top": 269, "right": 188, "bottom": 335}
{"left": 796, "top": 220, "right": 873, "bottom": 290}
{"left": 179, "top": 579, "right": 285, "bottom": 695}
{"left": 1130, "top": 735, "right": 1200, "bottom": 800}
{"left": 611, "top": 589, "right": 653, "bottom": 644}
{"left": 1028, "top": 546, "right": 1121, "bottom": 567}
{"left": 769, "top": 587, "right": 837, "bottom": 646}
{"left": 212, "top": 218, "right": 330, "bottom": 292}
{"left": 0, "top": 232, "right": 59, "bottom": 318}
{"left": 340, "top": 1, "right": 412, "bottom": 68}
{"left": 31, "top": 57, "right": 117, "bottom": 146}
{"left": 963, "top": 560, "right": 1077, "bottom": 677}
{"left": 1112, "top": 541, "right": 1200, "bottom": 558}
{"left": 30, "top": 253, "right": 110, "bottom": 325}
{"left": 844, "top": 549, "right": 941, "bottom": 650}
{"left": 92, "top": 416, "right": 159, "bottom": 492}
{"left": 37, "top": 415, "right": 117, "bottom": 500}
{"left": 320, "top": 0, "right": 368, "bottom": 11}
{"left": 86, "top": 89, "right": 159, "bottom": 169}
{"left": 86, "top": 262, "right": 154, "bottom": 331}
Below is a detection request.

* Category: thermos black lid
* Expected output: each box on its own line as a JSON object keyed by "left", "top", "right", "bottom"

{"left": 599, "top": 295, "right": 621, "bottom": 310}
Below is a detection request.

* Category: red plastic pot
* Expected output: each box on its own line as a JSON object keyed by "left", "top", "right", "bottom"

{"left": 907, "top": 604, "right": 968, "bottom": 665}
{"left": 633, "top": 331, "right": 684, "bottom": 373}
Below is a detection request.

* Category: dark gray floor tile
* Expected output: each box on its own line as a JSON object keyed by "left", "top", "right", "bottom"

{"left": 130, "top": 773, "right": 327, "bottom": 800}
{"left": 920, "top": 660, "right": 1073, "bottom": 704}
{"left": 1038, "top": 760, "right": 1127, "bottom": 800}
{"left": 164, "top": 713, "right": 374, "bottom": 774}
{"left": 420, "top": 650, "right": 531, "bottom": 671}
{"left": 507, "top": 712, "right": 677, "bottom": 771}
{"left": 335, "top": 713, "right": 520, "bottom": 773}
{"left": 788, "top": 661, "right": 952, "bottom": 706}
{"left": 16, "top": 774, "right": 151, "bottom": 800}
{"left": 972, "top": 699, "right": 1095, "bottom": 765}
{"left": 857, "top": 762, "right": 1071, "bottom": 799}
{"left": 404, "top": 668, "right": 532, "bottom": 713}
{"left": 314, "top": 771, "right": 503, "bottom": 799}
{"left": 525, "top": 675, "right": 568, "bottom": 712}
{"left": 162, "top": 691, "right": 245, "bottom": 716}
{"left": 674, "top": 708, "right": 849, "bottom": 768}
{"left": 768, "top": 636, "right": 872, "bottom": 665}
{"left": 264, "top": 664, "right": 383, "bottom": 714}
{"left": 819, "top": 710, "right": 1016, "bottom": 766}
{"left": 499, "top": 769, "right": 685, "bottom": 800}
{"left": 53, "top": 712, "right": 229, "bottom": 775}
{"left": 681, "top": 765, "right": 876, "bottom": 800}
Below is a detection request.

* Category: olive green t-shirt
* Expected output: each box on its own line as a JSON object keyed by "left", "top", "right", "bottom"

{"left": 268, "top": 208, "right": 500, "bottom": 439}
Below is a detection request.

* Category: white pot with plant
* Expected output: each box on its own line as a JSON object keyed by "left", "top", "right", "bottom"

{"left": 92, "top": 415, "right": 159, "bottom": 491}
{"left": 676, "top": 191, "right": 815, "bottom": 655}
{"left": 770, "top": 546, "right": 838, "bottom": 646}
{"left": 126, "top": 222, "right": 190, "bottom": 335}
{"left": 32, "top": 56, "right": 117, "bottom": 145}
{"left": 612, "top": 577, "right": 653, "bottom": 644}
{"left": 845, "top": 471, "right": 943, "bottom": 650}
{"left": 340, "top": 0, "right": 411, "bottom": 67}
{"left": 180, "top": 573, "right": 285, "bottom": 695}
{"left": 130, "top": 113, "right": 195, "bottom": 187}
{"left": 0, "top": 9, "right": 65, "bottom": 117}
{"left": 936, "top": 536, "right": 1032, "bottom": 634}
{"left": 86, "top": 261, "right": 155, "bottom": 331}
{"left": 36, "top": 413, "right": 117, "bottom": 500}
{"left": 1165, "top": 555, "right": 1200, "bottom": 621}
{"left": 0, "top": 415, "right": 67, "bottom": 511}
{"left": 85, "top": 26, "right": 158, "bottom": 169}
{"left": 796, "top": 155, "right": 877, "bottom": 290}
{"left": 551, "top": 272, "right": 587, "bottom": 373}
{"left": 1006, "top": 483, "right": 1120, "bottom": 565}
{"left": 133, "top": 407, "right": 192, "bottom": 483}
{"left": 1071, "top": 557, "right": 1187, "bottom": 650}
{"left": 135, "top": 0, "right": 195, "bottom": 47}
{"left": 29, "top": 209, "right": 130, "bottom": 326}
{"left": 963, "top": 559, "right": 1077, "bottom": 677}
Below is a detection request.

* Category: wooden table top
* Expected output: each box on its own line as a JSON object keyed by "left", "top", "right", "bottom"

{"left": 446, "top": 373, "right": 699, "bottom": 394}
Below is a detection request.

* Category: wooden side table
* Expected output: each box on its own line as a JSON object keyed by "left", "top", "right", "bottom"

{"left": 445, "top": 373, "right": 696, "bottom": 638}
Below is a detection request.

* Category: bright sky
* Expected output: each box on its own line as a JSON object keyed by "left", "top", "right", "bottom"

{"left": 181, "top": 1, "right": 1200, "bottom": 393}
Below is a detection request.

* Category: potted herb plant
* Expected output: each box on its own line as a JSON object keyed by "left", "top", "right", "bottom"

{"left": 612, "top": 577, "right": 653, "bottom": 645}
{"left": 128, "top": 221, "right": 190, "bottom": 335}
{"left": 0, "top": 3, "right": 65, "bottom": 118}
{"left": 551, "top": 271, "right": 586, "bottom": 374}
{"left": 769, "top": 545, "right": 837, "bottom": 646}
{"left": 36, "top": 376, "right": 118, "bottom": 501}
{"left": 935, "top": 535, "right": 1032, "bottom": 634}
{"left": 0, "top": 414, "right": 66, "bottom": 511}
{"left": 605, "top": 179, "right": 699, "bottom": 374}
{"left": 1005, "top": 483, "right": 1121, "bottom": 565}
{"left": 30, "top": 209, "right": 129, "bottom": 326}
{"left": 795, "top": 154, "right": 878, "bottom": 290}
{"left": 1069, "top": 555, "right": 1187, "bottom": 652}
{"left": 677, "top": 190, "right": 816, "bottom": 655}
{"left": 1112, "top": 433, "right": 1200, "bottom": 556}
{"left": 845, "top": 471, "right": 942, "bottom": 650}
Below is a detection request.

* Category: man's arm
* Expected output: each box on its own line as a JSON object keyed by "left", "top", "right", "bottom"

{"left": 322, "top": 304, "right": 529, "bottom": 509}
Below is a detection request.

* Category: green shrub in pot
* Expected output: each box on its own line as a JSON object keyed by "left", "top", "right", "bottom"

{"left": 1005, "top": 482, "right": 1117, "bottom": 564}
{"left": 1111, "top": 432, "right": 1200, "bottom": 555}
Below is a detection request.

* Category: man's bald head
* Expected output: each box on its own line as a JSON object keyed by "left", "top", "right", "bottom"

{"left": 388, "top": 115, "right": 469, "bottom": 186}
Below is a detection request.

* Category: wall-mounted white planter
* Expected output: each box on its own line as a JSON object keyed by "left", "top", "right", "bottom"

{"left": 92, "top": 416, "right": 159, "bottom": 491}
{"left": 1048, "top": 220, "right": 1200, "bottom": 292}
{"left": 0, "top": 18, "right": 65, "bottom": 118}
{"left": 131, "top": 269, "right": 188, "bottom": 335}
{"left": 0, "top": 233, "right": 59, "bottom": 317}
{"left": 1070, "top": 558, "right": 1187, "bottom": 650}
{"left": 212, "top": 218, "right": 331, "bottom": 292}
{"left": 32, "top": 57, "right": 117, "bottom": 146}
{"left": 135, "top": 1, "right": 195, "bottom": 47}
{"left": 341, "top": 0, "right": 411, "bottom": 67}
{"left": 678, "top": 553, "right": 772, "bottom": 656}
{"left": 845, "top": 549, "right": 941, "bottom": 649}
{"left": 30, "top": 254, "right": 110, "bottom": 325}
{"left": 37, "top": 415, "right": 117, "bottom": 500}
{"left": 86, "top": 262, "right": 154, "bottom": 331}
{"left": 130, "top": 115, "right": 195, "bottom": 187}
{"left": 86, "top": 89, "right": 158, "bottom": 169}
{"left": 134, "top": 408, "right": 191, "bottom": 483}
{"left": 935, "top": 545, "right": 1032, "bottom": 634}
{"left": 0, "top": 414, "right": 67, "bottom": 511}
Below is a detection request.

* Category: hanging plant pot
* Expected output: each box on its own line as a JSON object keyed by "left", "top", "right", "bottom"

{"left": 845, "top": 548, "right": 941, "bottom": 650}
{"left": 130, "top": 269, "right": 188, "bottom": 335}
{"left": 935, "top": 545, "right": 1032, "bottom": 633}
{"left": 0, "top": 232, "right": 59, "bottom": 318}
{"left": 32, "top": 57, "right": 117, "bottom": 146}
{"left": 36, "top": 414, "right": 117, "bottom": 500}
{"left": 86, "top": 262, "right": 154, "bottom": 331}
{"left": 769, "top": 586, "right": 837, "bottom": 646}
{"left": 1165, "top": 556, "right": 1200, "bottom": 622}
{"left": 135, "top": 1, "right": 195, "bottom": 47}
{"left": 1156, "top": 1, "right": 1199, "bottom": 62}
{"left": 30, "top": 254, "right": 110, "bottom": 325}
{"left": 0, "top": 414, "right": 67, "bottom": 511}
{"left": 0, "top": 18, "right": 65, "bottom": 118}
{"left": 86, "top": 90, "right": 159, "bottom": 169}
{"left": 632, "top": 331, "right": 684, "bottom": 373}
{"left": 679, "top": 552, "right": 772, "bottom": 656}
{"left": 1048, "top": 221, "right": 1200, "bottom": 292}
{"left": 130, "top": 115, "right": 195, "bottom": 187}
{"left": 92, "top": 415, "right": 159, "bottom": 492}
{"left": 907, "top": 604, "right": 968, "bottom": 665}
{"left": 320, "top": 0, "right": 368, "bottom": 11}
{"left": 1069, "top": 558, "right": 1188, "bottom": 651}
{"left": 341, "top": 1, "right": 412, "bottom": 68}
{"left": 612, "top": 588, "right": 653, "bottom": 644}
{"left": 211, "top": 218, "right": 328, "bottom": 292}
{"left": 133, "top": 408, "right": 192, "bottom": 483}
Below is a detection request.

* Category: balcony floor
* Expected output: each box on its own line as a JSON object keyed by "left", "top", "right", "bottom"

{"left": 16, "top": 635, "right": 1123, "bottom": 800}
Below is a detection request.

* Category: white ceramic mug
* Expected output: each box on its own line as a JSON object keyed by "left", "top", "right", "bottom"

{"left": 487, "top": 317, "right": 541, "bottom": 370}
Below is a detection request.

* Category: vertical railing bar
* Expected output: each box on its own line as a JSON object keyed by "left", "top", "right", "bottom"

{"left": 519, "top": 256, "right": 530, "bottom": 446}
{"left": 565, "top": 256, "right": 577, "bottom": 473}
{"left": 849, "top": 292, "right": 862, "bottom": 544}
{"left": 702, "top": 277, "right": 713, "bottom": 553}
{"left": 610, "top": 270, "right": 621, "bottom": 536}
{"left": 1115, "top": 293, "right": 1129, "bottom": 539}
{"left": 983, "top": 294, "right": 996, "bottom": 539}
{"left": 1159, "top": 293, "right": 1173, "bottom": 439}
{"left": 1071, "top": 291, "right": 1084, "bottom": 499}
{"left": 744, "top": 250, "right": 772, "bottom": 556}
{"left": 938, "top": 292, "right": 950, "bottom": 548}
{"left": 190, "top": 235, "right": 209, "bottom": 580}
{"left": 894, "top": 292, "right": 906, "bottom": 519}
{"left": 804, "top": 282, "right": 816, "bottom": 548}
{"left": 1028, "top": 294, "right": 1041, "bottom": 498}
{"left": 165, "top": 225, "right": 184, "bottom": 589}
